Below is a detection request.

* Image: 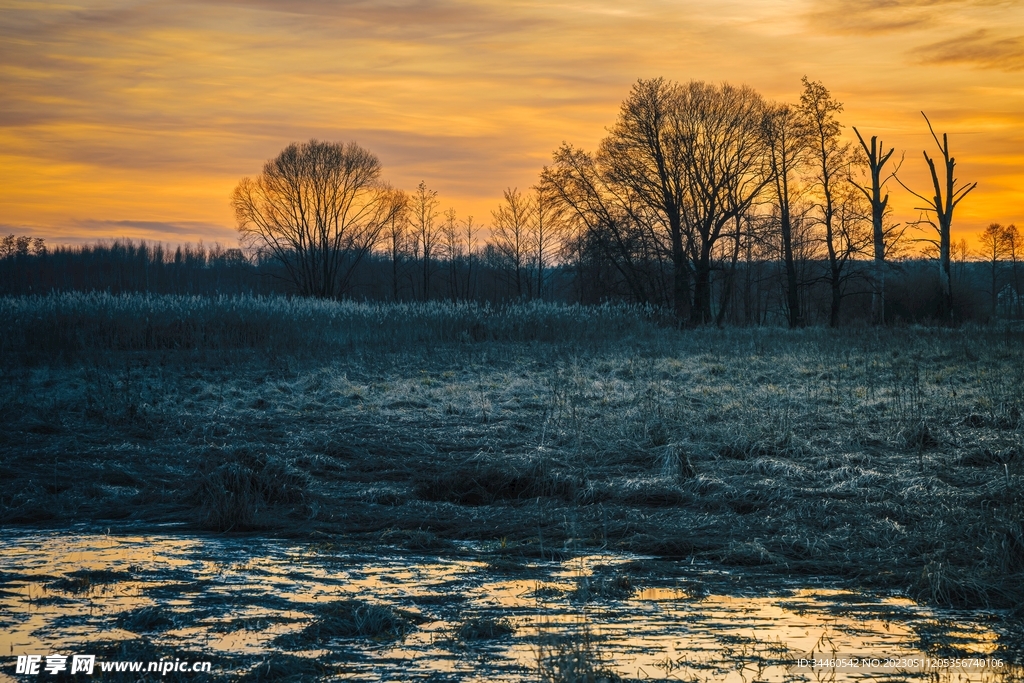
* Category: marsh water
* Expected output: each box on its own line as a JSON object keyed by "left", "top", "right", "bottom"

{"left": 0, "top": 528, "right": 1016, "bottom": 682}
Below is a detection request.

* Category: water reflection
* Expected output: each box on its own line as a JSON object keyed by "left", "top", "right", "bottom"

{"left": 0, "top": 530, "right": 1017, "bottom": 681}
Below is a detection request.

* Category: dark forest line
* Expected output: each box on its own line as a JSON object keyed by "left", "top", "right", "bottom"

{"left": 1, "top": 238, "right": 1022, "bottom": 326}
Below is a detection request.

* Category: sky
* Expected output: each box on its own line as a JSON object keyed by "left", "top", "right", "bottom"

{"left": 1, "top": 0, "right": 1022, "bottom": 249}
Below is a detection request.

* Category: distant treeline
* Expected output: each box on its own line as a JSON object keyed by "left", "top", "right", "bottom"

{"left": 9, "top": 78, "right": 1021, "bottom": 327}
{"left": 1, "top": 237, "right": 1021, "bottom": 325}
{"left": 217, "top": 79, "right": 1020, "bottom": 327}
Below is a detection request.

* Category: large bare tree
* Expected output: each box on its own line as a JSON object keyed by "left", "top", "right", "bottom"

{"left": 603, "top": 79, "right": 770, "bottom": 324}
{"left": 232, "top": 140, "right": 399, "bottom": 299}
{"left": 763, "top": 102, "right": 810, "bottom": 328}
{"left": 541, "top": 144, "right": 660, "bottom": 305}
{"left": 898, "top": 113, "right": 977, "bottom": 323}
{"left": 545, "top": 79, "right": 769, "bottom": 323}
{"left": 675, "top": 82, "right": 770, "bottom": 324}
{"left": 800, "top": 78, "right": 868, "bottom": 327}
{"left": 599, "top": 78, "right": 690, "bottom": 317}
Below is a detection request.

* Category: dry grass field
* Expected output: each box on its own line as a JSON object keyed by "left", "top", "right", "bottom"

{"left": 2, "top": 293, "right": 1022, "bottom": 619}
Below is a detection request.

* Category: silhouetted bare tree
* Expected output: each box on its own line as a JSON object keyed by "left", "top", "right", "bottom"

{"left": 851, "top": 128, "right": 899, "bottom": 325}
{"left": 801, "top": 77, "right": 869, "bottom": 327}
{"left": 980, "top": 223, "right": 1011, "bottom": 316}
{"left": 232, "top": 139, "right": 399, "bottom": 298}
{"left": 383, "top": 188, "right": 409, "bottom": 300}
{"left": 441, "top": 207, "right": 461, "bottom": 300}
{"left": 532, "top": 184, "right": 561, "bottom": 300}
{"left": 763, "top": 102, "right": 809, "bottom": 328}
{"left": 2, "top": 235, "right": 46, "bottom": 258}
{"left": 492, "top": 187, "right": 535, "bottom": 298}
{"left": 599, "top": 78, "right": 690, "bottom": 317}
{"left": 676, "top": 82, "right": 770, "bottom": 324}
{"left": 545, "top": 79, "right": 769, "bottom": 323}
{"left": 463, "top": 215, "right": 478, "bottom": 300}
{"left": 897, "top": 113, "right": 977, "bottom": 323}
{"left": 541, "top": 144, "right": 661, "bottom": 305}
{"left": 410, "top": 181, "right": 440, "bottom": 300}
{"left": 1005, "top": 224, "right": 1021, "bottom": 317}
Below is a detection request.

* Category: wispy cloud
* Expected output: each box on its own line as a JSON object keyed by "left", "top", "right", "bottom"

{"left": 806, "top": 0, "right": 942, "bottom": 33}
{"left": 0, "top": 220, "right": 237, "bottom": 246}
{"left": 74, "top": 219, "right": 237, "bottom": 240}
{"left": 805, "top": 0, "right": 1020, "bottom": 34}
{"left": 914, "top": 29, "right": 1024, "bottom": 70}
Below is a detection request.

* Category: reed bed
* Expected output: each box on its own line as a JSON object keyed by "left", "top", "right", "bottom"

{"left": 0, "top": 293, "right": 670, "bottom": 360}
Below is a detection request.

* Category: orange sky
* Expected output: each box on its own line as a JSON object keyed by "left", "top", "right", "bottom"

{"left": 1, "top": 0, "right": 1022, "bottom": 249}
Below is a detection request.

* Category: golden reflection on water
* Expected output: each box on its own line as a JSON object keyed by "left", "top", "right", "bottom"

{"left": 0, "top": 531, "right": 1016, "bottom": 682}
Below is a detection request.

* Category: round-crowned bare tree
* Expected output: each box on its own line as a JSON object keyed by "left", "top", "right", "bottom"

{"left": 232, "top": 139, "right": 403, "bottom": 299}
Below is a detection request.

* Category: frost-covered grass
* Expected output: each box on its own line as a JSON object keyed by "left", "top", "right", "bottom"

{"left": 1, "top": 294, "right": 1023, "bottom": 617}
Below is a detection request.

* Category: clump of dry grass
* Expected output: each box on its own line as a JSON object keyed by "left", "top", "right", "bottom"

{"left": 537, "top": 623, "right": 622, "bottom": 683}
{"left": 719, "top": 540, "right": 784, "bottom": 567}
{"left": 572, "top": 573, "right": 633, "bottom": 602}
{"left": 116, "top": 605, "right": 179, "bottom": 633}
{"left": 48, "top": 569, "right": 133, "bottom": 593}
{"left": 186, "top": 448, "right": 309, "bottom": 532}
{"left": 654, "top": 443, "right": 696, "bottom": 481}
{"left": 238, "top": 654, "right": 331, "bottom": 682}
{"left": 456, "top": 616, "right": 516, "bottom": 640}
{"left": 416, "top": 457, "right": 582, "bottom": 505}
{"left": 913, "top": 561, "right": 996, "bottom": 609}
{"left": 285, "top": 599, "right": 416, "bottom": 645}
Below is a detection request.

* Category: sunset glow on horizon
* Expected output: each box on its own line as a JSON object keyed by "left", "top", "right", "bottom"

{"left": 2, "top": 0, "right": 1023, "bottom": 250}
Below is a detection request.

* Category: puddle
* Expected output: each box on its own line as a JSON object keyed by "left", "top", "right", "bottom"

{"left": 0, "top": 529, "right": 1018, "bottom": 681}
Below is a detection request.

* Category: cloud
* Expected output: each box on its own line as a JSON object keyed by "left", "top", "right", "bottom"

{"left": 914, "top": 29, "right": 1024, "bottom": 70}
{"left": 804, "top": 0, "right": 1019, "bottom": 34}
{"left": 0, "top": 220, "right": 238, "bottom": 246}
{"left": 805, "top": 0, "right": 947, "bottom": 33}
{"left": 201, "top": 0, "right": 538, "bottom": 36}
{"left": 0, "top": 223, "right": 40, "bottom": 236}
{"left": 74, "top": 219, "right": 237, "bottom": 240}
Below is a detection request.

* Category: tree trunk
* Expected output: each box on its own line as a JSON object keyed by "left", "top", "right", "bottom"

{"left": 871, "top": 208, "right": 885, "bottom": 325}
{"left": 781, "top": 210, "right": 801, "bottom": 328}
{"left": 829, "top": 268, "right": 842, "bottom": 328}
{"left": 671, "top": 230, "right": 691, "bottom": 322}
{"left": 991, "top": 256, "right": 998, "bottom": 318}
{"left": 939, "top": 219, "right": 952, "bottom": 322}
{"left": 391, "top": 258, "right": 397, "bottom": 301}
{"left": 690, "top": 257, "right": 712, "bottom": 326}
{"left": 423, "top": 254, "right": 430, "bottom": 301}
{"left": 716, "top": 216, "right": 743, "bottom": 327}
{"left": 1012, "top": 254, "right": 1020, "bottom": 318}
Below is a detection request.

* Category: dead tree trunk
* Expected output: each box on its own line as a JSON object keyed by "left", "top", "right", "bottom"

{"left": 897, "top": 113, "right": 977, "bottom": 324}
{"left": 852, "top": 129, "right": 895, "bottom": 326}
